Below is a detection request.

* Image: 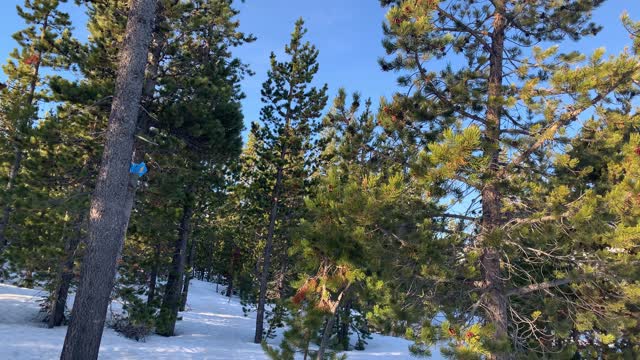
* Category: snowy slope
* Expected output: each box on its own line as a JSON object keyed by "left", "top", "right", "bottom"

{"left": 0, "top": 280, "right": 427, "bottom": 359}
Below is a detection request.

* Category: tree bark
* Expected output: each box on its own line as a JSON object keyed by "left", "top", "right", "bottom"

{"left": 479, "top": 1, "right": 510, "bottom": 359}
{"left": 316, "top": 284, "right": 351, "bottom": 360}
{"left": 59, "top": 1, "right": 156, "bottom": 359}
{"left": 180, "top": 237, "right": 196, "bottom": 311}
{"left": 156, "top": 191, "right": 194, "bottom": 336}
{"left": 337, "top": 298, "right": 352, "bottom": 350}
{"left": 317, "top": 315, "right": 337, "bottom": 360}
{"left": 120, "top": 2, "right": 166, "bottom": 226}
{"left": 147, "top": 241, "right": 161, "bottom": 305}
{"left": 180, "top": 269, "right": 191, "bottom": 310}
{"left": 225, "top": 275, "right": 233, "bottom": 298}
{"left": 276, "top": 236, "right": 290, "bottom": 300}
{"left": 49, "top": 218, "right": 84, "bottom": 328}
{"left": 225, "top": 245, "right": 240, "bottom": 298}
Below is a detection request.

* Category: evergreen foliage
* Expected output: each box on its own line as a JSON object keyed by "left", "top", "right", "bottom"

{"left": 248, "top": 18, "right": 328, "bottom": 344}
{"left": 378, "top": 0, "right": 640, "bottom": 358}
{"left": 0, "top": 1, "right": 638, "bottom": 359}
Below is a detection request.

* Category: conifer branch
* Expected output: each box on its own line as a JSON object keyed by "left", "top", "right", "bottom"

{"left": 503, "top": 214, "right": 565, "bottom": 227}
{"left": 501, "top": 128, "right": 530, "bottom": 136}
{"left": 440, "top": 213, "right": 478, "bottom": 222}
{"left": 376, "top": 226, "right": 410, "bottom": 247}
{"left": 502, "top": 65, "right": 640, "bottom": 176}
{"left": 506, "top": 277, "right": 580, "bottom": 297}
{"left": 435, "top": 7, "right": 492, "bottom": 53}
{"left": 451, "top": 174, "right": 481, "bottom": 190}
{"left": 413, "top": 52, "right": 487, "bottom": 126}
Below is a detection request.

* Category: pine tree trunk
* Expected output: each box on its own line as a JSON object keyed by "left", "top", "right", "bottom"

{"left": 317, "top": 284, "right": 351, "bottom": 360}
{"left": 49, "top": 220, "right": 83, "bottom": 328}
{"left": 147, "top": 265, "right": 158, "bottom": 305}
{"left": 480, "top": 1, "right": 510, "bottom": 358}
{"left": 156, "top": 193, "right": 194, "bottom": 336}
{"left": 254, "top": 160, "right": 285, "bottom": 343}
{"left": 226, "top": 275, "right": 233, "bottom": 298}
{"left": 180, "top": 238, "right": 195, "bottom": 311}
{"left": 147, "top": 242, "right": 161, "bottom": 305}
{"left": 120, "top": 2, "right": 165, "bottom": 221}
{"left": 128, "top": 6, "right": 164, "bottom": 168}
{"left": 302, "top": 335, "right": 310, "bottom": 360}
{"left": 337, "top": 299, "right": 352, "bottom": 350}
{"left": 226, "top": 245, "right": 240, "bottom": 298}
{"left": 317, "top": 314, "right": 337, "bottom": 360}
{"left": 59, "top": 1, "right": 156, "bottom": 358}
{"left": 180, "top": 270, "right": 191, "bottom": 311}
{"left": 206, "top": 254, "right": 213, "bottom": 281}
{"left": 276, "top": 240, "right": 290, "bottom": 299}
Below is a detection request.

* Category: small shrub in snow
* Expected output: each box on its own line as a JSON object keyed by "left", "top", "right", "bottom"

{"left": 109, "top": 286, "right": 156, "bottom": 341}
{"left": 110, "top": 313, "right": 153, "bottom": 342}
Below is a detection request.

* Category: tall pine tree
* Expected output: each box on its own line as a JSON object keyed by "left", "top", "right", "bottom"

{"left": 253, "top": 18, "right": 328, "bottom": 343}
{"left": 379, "top": 0, "right": 640, "bottom": 357}
{"left": 0, "top": 0, "right": 76, "bottom": 251}
{"left": 60, "top": 0, "right": 157, "bottom": 358}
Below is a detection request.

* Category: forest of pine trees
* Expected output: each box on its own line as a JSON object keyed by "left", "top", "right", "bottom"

{"left": 0, "top": 0, "right": 639, "bottom": 359}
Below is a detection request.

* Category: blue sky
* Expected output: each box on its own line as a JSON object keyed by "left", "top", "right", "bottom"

{"left": 1, "top": 0, "right": 639, "bottom": 135}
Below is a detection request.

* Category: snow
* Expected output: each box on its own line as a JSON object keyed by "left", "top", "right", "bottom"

{"left": 0, "top": 279, "right": 428, "bottom": 359}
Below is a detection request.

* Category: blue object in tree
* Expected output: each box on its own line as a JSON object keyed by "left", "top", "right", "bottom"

{"left": 129, "top": 162, "right": 148, "bottom": 177}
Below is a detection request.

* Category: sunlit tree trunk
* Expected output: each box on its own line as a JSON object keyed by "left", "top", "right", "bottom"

{"left": 60, "top": 1, "right": 157, "bottom": 358}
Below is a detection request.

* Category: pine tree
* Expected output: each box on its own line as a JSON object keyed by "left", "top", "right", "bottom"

{"left": 544, "top": 18, "right": 640, "bottom": 356}
{"left": 0, "top": 0, "right": 77, "bottom": 251}
{"left": 0, "top": 0, "right": 100, "bottom": 329}
{"left": 25, "top": 105, "right": 101, "bottom": 327}
{"left": 152, "top": 0, "right": 252, "bottom": 336}
{"left": 262, "top": 90, "right": 429, "bottom": 358}
{"left": 543, "top": 103, "right": 640, "bottom": 357}
{"left": 39, "top": 0, "right": 129, "bottom": 327}
{"left": 213, "top": 132, "right": 273, "bottom": 307}
{"left": 252, "top": 18, "right": 328, "bottom": 343}
{"left": 286, "top": 91, "right": 432, "bottom": 358}
{"left": 60, "top": 0, "right": 157, "bottom": 358}
{"left": 379, "top": 0, "right": 640, "bottom": 357}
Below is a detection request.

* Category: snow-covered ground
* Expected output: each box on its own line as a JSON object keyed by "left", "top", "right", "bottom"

{"left": 0, "top": 279, "right": 423, "bottom": 359}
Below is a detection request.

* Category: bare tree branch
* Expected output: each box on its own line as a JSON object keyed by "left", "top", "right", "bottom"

{"left": 506, "top": 277, "right": 581, "bottom": 297}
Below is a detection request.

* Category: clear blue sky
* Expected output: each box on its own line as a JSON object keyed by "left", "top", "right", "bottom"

{"left": 1, "top": 0, "right": 639, "bottom": 136}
